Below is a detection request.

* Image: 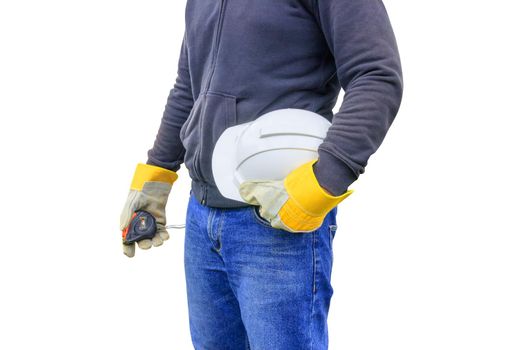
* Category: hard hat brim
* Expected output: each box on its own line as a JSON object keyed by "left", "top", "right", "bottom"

{"left": 212, "top": 121, "right": 252, "bottom": 203}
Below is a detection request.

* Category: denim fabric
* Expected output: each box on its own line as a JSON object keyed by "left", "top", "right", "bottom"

{"left": 184, "top": 191, "right": 338, "bottom": 350}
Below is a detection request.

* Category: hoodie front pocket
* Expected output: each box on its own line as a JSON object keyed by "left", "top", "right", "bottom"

{"left": 180, "top": 91, "right": 237, "bottom": 185}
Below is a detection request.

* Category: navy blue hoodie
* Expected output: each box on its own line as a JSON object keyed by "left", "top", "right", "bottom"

{"left": 147, "top": 0, "right": 403, "bottom": 208}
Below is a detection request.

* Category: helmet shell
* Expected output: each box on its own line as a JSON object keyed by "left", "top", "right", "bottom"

{"left": 212, "top": 108, "right": 331, "bottom": 202}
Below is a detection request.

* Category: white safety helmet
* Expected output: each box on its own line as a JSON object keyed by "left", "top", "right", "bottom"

{"left": 212, "top": 108, "right": 331, "bottom": 203}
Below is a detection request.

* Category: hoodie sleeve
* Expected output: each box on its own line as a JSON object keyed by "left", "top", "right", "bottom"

{"left": 146, "top": 32, "right": 194, "bottom": 172}
{"left": 311, "top": 0, "right": 403, "bottom": 195}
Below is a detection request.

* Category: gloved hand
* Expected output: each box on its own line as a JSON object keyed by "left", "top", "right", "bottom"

{"left": 120, "top": 163, "right": 178, "bottom": 257}
{"left": 239, "top": 159, "right": 353, "bottom": 232}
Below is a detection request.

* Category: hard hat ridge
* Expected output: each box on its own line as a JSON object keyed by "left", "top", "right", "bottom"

{"left": 212, "top": 108, "right": 331, "bottom": 203}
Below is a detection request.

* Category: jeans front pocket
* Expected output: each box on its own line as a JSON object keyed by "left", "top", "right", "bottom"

{"left": 180, "top": 91, "right": 237, "bottom": 184}
{"left": 251, "top": 206, "right": 274, "bottom": 228}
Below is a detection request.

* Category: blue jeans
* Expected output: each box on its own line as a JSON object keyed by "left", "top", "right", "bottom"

{"left": 184, "top": 191, "right": 339, "bottom": 350}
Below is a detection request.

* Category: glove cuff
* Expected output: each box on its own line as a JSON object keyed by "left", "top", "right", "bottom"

{"left": 284, "top": 159, "right": 353, "bottom": 217}
{"left": 130, "top": 163, "right": 178, "bottom": 191}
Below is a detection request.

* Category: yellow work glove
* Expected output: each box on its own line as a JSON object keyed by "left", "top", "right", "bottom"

{"left": 239, "top": 159, "right": 353, "bottom": 232}
{"left": 120, "top": 163, "right": 178, "bottom": 257}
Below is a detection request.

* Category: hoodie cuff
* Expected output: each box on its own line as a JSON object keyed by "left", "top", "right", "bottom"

{"left": 313, "top": 150, "right": 358, "bottom": 196}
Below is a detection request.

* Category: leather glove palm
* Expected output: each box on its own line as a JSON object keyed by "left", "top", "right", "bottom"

{"left": 239, "top": 159, "right": 353, "bottom": 232}
{"left": 120, "top": 163, "right": 178, "bottom": 257}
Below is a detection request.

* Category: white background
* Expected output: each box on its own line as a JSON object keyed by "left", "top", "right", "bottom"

{"left": 0, "top": 1, "right": 524, "bottom": 349}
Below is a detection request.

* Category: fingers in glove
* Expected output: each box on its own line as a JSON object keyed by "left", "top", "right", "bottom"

{"left": 158, "top": 228, "right": 170, "bottom": 241}
{"left": 152, "top": 232, "right": 164, "bottom": 247}
{"left": 137, "top": 239, "right": 153, "bottom": 250}
{"left": 123, "top": 243, "right": 135, "bottom": 258}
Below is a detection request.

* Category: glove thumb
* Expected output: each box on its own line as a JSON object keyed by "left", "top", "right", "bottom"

{"left": 239, "top": 180, "right": 285, "bottom": 205}
{"left": 120, "top": 193, "right": 141, "bottom": 231}
{"left": 239, "top": 180, "right": 267, "bottom": 205}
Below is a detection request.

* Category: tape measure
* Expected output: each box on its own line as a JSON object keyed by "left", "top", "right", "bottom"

{"left": 122, "top": 211, "right": 157, "bottom": 244}
{"left": 122, "top": 211, "right": 186, "bottom": 244}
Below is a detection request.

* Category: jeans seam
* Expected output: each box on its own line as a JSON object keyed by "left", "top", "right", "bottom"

{"left": 216, "top": 211, "right": 224, "bottom": 252}
{"left": 206, "top": 208, "right": 214, "bottom": 235}
{"left": 207, "top": 208, "right": 219, "bottom": 250}
{"left": 309, "top": 230, "right": 318, "bottom": 350}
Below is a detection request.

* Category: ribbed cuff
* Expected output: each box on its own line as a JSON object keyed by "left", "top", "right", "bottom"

{"left": 313, "top": 150, "right": 358, "bottom": 196}
{"left": 146, "top": 156, "right": 183, "bottom": 173}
